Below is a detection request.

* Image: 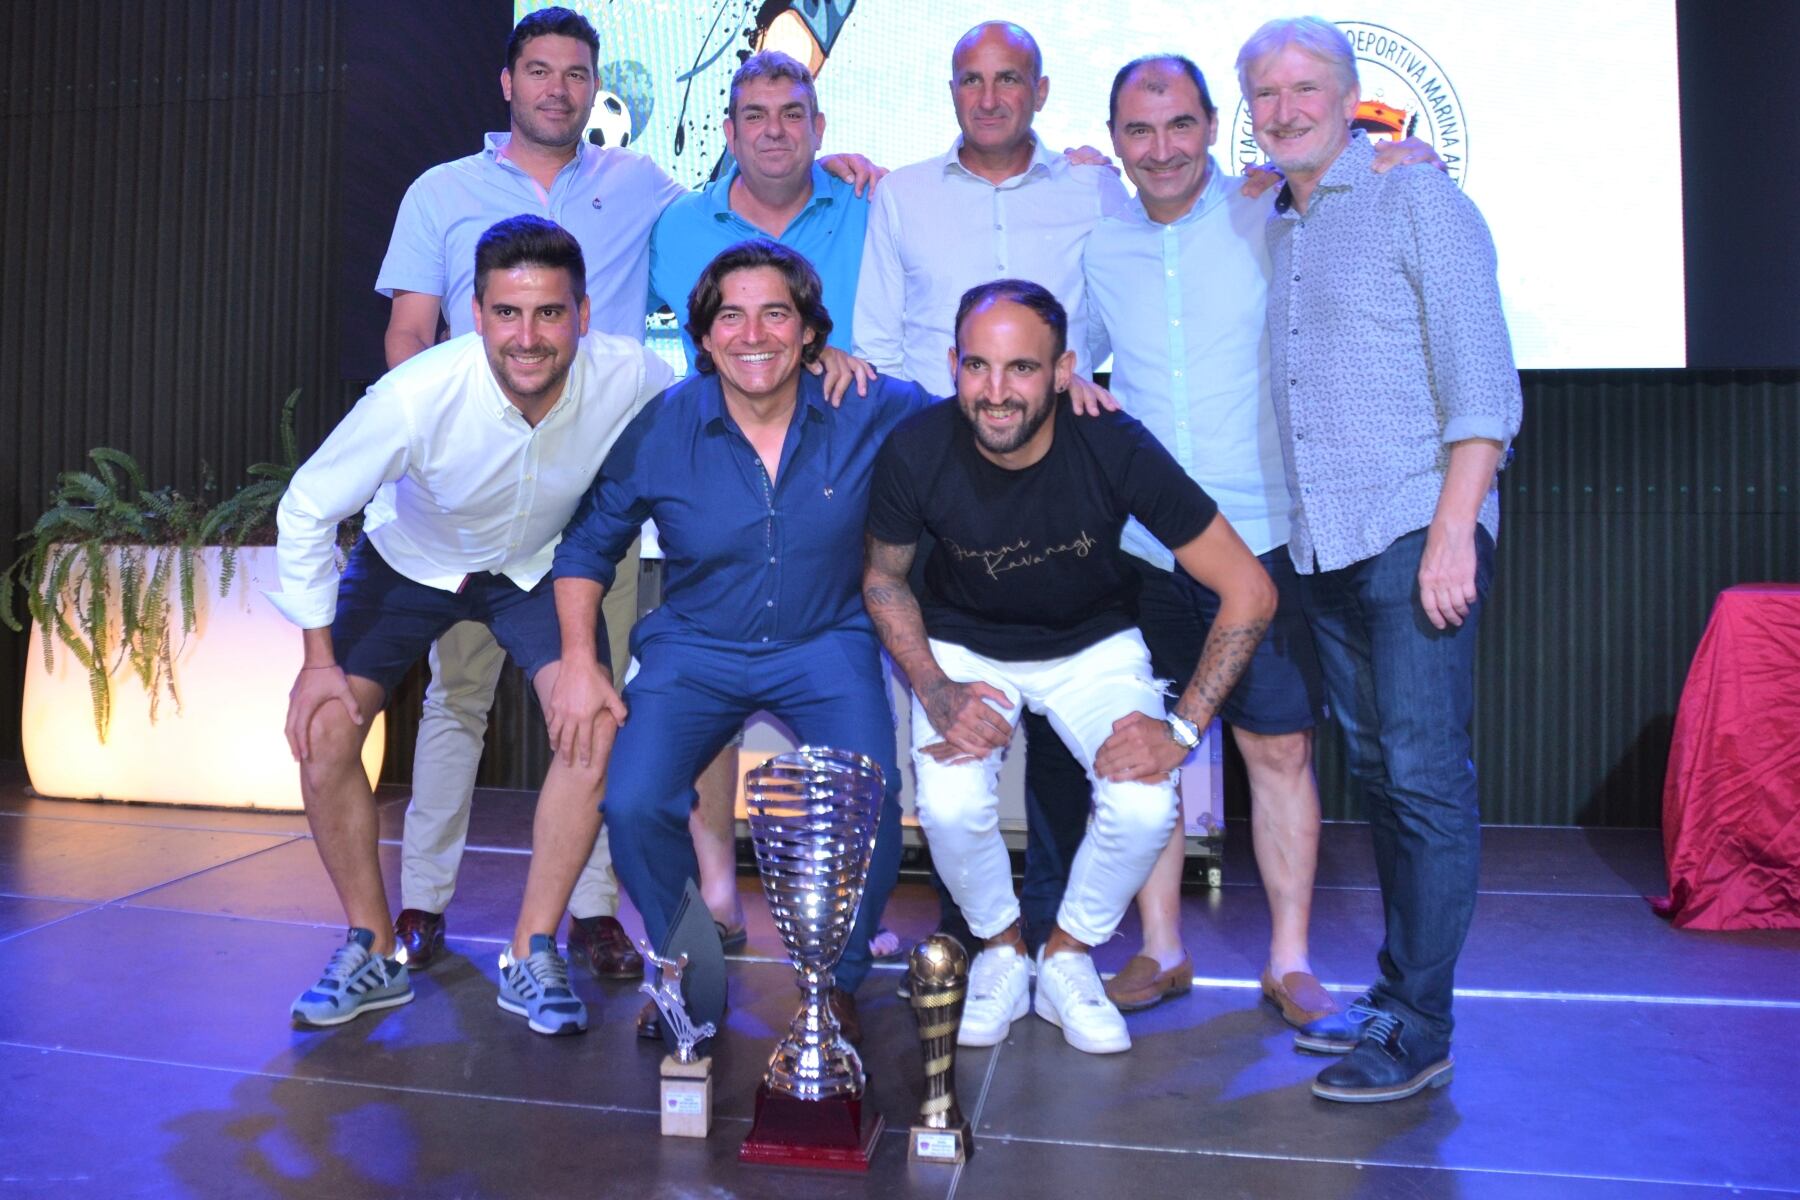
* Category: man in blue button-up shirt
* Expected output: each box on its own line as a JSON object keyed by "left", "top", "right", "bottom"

{"left": 549, "top": 241, "right": 931, "bottom": 1037}
{"left": 1244, "top": 17, "right": 1522, "bottom": 1105}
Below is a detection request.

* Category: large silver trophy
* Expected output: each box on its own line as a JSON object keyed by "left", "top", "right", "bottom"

{"left": 738, "top": 747, "right": 886, "bottom": 1170}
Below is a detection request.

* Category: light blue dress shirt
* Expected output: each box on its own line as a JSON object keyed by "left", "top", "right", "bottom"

{"left": 1084, "top": 159, "right": 1292, "bottom": 563}
{"left": 647, "top": 162, "right": 868, "bottom": 369}
{"left": 376, "top": 133, "right": 686, "bottom": 341}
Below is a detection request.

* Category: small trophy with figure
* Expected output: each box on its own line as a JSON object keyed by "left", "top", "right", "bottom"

{"left": 641, "top": 943, "right": 718, "bottom": 1137}
{"left": 908, "top": 933, "right": 973, "bottom": 1163}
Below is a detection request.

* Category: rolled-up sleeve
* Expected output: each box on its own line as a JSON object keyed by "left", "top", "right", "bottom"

{"left": 1400, "top": 169, "right": 1522, "bottom": 449}
{"left": 267, "top": 391, "right": 412, "bottom": 628}
{"left": 552, "top": 408, "right": 656, "bottom": 589}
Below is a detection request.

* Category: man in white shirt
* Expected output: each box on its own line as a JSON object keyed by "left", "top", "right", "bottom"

{"left": 273, "top": 216, "right": 671, "bottom": 1037}
{"left": 852, "top": 19, "right": 1130, "bottom": 956}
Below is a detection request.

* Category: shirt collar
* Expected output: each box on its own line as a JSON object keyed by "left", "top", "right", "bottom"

{"left": 1121, "top": 154, "right": 1230, "bottom": 229}
{"left": 941, "top": 133, "right": 1061, "bottom": 184}
{"left": 478, "top": 334, "right": 584, "bottom": 426}
{"left": 483, "top": 131, "right": 588, "bottom": 174}
{"left": 697, "top": 368, "right": 831, "bottom": 432}
{"left": 1275, "top": 130, "right": 1373, "bottom": 214}
{"left": 706, "top": 161, "right": 836, "bottom": 221}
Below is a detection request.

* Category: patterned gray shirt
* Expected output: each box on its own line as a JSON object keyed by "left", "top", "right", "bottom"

{"left": 1267, "top": 131, "right": 1522, "bottom": 574}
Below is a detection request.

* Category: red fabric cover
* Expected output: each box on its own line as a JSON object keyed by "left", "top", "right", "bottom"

{"left": 1653, "top": 583, "right": 1800, "bottom": 929}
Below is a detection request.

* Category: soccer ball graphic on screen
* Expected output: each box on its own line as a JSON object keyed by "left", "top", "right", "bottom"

{"left": 586, "top": 90, "right": 632, "bottom": 148}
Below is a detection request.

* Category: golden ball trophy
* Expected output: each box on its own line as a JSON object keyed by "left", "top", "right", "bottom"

{"left": 907, "top": 933, "right": 973, "bottom": 1164}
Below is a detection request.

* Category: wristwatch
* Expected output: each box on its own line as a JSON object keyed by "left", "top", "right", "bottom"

{"left": 1165, "top": 713, "right": 1201, "bottom": 751}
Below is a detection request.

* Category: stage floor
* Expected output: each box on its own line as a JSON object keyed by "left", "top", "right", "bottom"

{"left": 2, "top": 764, "right": 1797, "bottom": 1198}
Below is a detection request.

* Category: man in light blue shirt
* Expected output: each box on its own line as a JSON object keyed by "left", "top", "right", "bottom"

{"left": 649, "top": 52, "right": 869, "bottom": 368}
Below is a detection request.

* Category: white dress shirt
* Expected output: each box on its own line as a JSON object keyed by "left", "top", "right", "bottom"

{"left": 269, "top": 331, "right": 673, "bottom": 629}
{"left": 853, "top": 135, "right": 1129, "bottom": 389}
{"left": 1084, "top": 160, "right": 1292, "bottom": 561}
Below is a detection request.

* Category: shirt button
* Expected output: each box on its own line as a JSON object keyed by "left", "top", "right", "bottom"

{"left": 1166, "top": 269, "right": 1176, "bottom": 277}
{"left": 1293, "top": 275, "right": 1300, "bottom": 282}
{"left": 762, "top": 636, "right": 770, "bottom": 643}
{"left": 768, "top": 556, "right": 776, "bottom": 564}
{"left": 1170, "top": 318, "right": 1180, "bottom": 326}
{"left": 1290, "top": 379, "right": 1297, "bottom": 386}
{"left": 766, "top": 599, "right": 775, "bottom": 608}
{"left": 1290, "top": 329, "right": 1299, "bottom": 336}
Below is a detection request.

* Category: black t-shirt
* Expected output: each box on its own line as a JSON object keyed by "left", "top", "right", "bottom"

{"left": 867, "top": 399, "right": 1218, "bottom": 661}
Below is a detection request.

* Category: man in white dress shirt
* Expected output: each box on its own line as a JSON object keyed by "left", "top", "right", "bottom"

{"left": 272, "top": 216, "right": 672, "bottom": 1037}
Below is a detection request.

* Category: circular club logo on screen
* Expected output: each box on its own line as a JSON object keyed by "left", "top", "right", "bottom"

{"left": 1230, "top": 22, "right": 1468, "bottom": 188}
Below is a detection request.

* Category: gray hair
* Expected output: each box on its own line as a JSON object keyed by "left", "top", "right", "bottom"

{"left": 728, "top": 50, "right": 819, "bottom": 118}
{"left": 1235, "top": 16, "right": 1358, "bottom": 98}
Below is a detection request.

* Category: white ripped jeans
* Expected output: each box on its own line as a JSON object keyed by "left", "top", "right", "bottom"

{"left": 910, "top": 629, "right": 1179, "bottom": 948}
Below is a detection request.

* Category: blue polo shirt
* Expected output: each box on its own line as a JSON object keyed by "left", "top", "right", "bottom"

{"left": 553, "top": 369, "right": 930, "bottom": 649}
{"left": 647, "top": 163, "right": 869, "bottom": 367}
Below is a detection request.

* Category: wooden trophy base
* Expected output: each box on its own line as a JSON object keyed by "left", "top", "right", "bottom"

{"left": 660, "top": 1055, "right": 712, "bottom": 1138}
{"left": 738, "top": 1083, "right": 886, "bottom": 1171}
{"left": 909, "top": 1122, "right": 971, "bottom": 1165}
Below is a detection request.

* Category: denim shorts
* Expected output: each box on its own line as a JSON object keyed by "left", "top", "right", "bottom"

{"left": 1132, "top": 546, "right": 1326, "bottom": 736}
{"left": 330, "top": 538, "right": 605, "bottom": 694}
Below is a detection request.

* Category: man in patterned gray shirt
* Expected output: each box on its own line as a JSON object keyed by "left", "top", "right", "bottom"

{"left": 1240, "top": 16, "right": 1523, "bottom": 1104}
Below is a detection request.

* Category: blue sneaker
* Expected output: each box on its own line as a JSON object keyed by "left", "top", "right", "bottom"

{"left": 291, "top": 928, "right": 413, "bottom": 1028}
{"left": 1294, "top": 990, "right": 1382, "bottom": 1054}
{"left": 497, "top": 934, "right": 588, "bottom": 1036}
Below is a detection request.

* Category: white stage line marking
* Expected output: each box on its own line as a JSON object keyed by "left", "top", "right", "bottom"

{"left": 1185, "top": 975, "right": 1800, "bottom": 1009}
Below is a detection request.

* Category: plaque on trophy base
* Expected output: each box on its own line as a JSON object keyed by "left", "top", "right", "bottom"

{"left": 660, "top": 1054, "right": 713, "bottom": 1138}
{"left": 737, "top": 748, "right": 888, "bottom": 1172}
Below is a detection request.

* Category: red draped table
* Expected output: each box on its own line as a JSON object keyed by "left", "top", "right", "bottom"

{"left": 1652, "top": 583, "right": 1800, "bottom": 929}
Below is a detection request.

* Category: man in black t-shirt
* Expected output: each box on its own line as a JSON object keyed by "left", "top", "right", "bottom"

{"left": 863, "top": 280, "right": 1277, "bottom": 1055}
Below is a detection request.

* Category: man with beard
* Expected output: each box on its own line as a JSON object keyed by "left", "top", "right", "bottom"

{"left": 274, "top": 216, "right": 672, "bottom": 1035}
{"left": 1242, "top": 16, "right": 1521, "bottom": 1102}
{"left": 860, "top": 280, "right": 1275, "bottom": 1054}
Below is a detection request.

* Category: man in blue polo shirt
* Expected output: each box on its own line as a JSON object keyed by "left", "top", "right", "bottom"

{"left": 650, "top": 50, "right": 868, "bottom": 365}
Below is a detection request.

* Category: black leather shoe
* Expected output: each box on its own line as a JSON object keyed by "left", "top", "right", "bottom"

{"left": 829, "top": 988, "right": 863, "bottom": 1046}
{"left": 393, "top": 909, "right": 445, "bottom": 969}
{"left": 1312, "top": 1011, "right": 1453, "bottom": 1102}
{"left": 1294, "top": 991, "right": 1381, "bottom": 1054}
{"left": 568, "top": 915, "right": 644, "bottom": 980}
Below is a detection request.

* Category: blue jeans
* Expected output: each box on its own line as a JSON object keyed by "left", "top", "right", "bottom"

{"left": 1299, "top": 526, "right": 1494, "bottom": 1044}
{"left": 602, "top": 628, "right": 902, "bottom": 995}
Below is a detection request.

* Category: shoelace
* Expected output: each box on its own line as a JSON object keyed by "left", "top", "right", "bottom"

{"left": 518, "top": 951, "right": 573, "bottom": 998}
{"left": 1045, "top": 955, "right": 1108, "bottom": 1009}
{"left": 317, "top": 942, "right": 370, "bottom": 990}
{"left": 1362, "top": 1010, "right": 1403, "bottom": 1050}
{"left": 968, "top": 950, "right": 1018, "bottom": 1001}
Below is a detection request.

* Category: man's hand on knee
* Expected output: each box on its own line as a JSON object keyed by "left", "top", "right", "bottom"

{"left": 286, "top": 664, "right": 363, "bottom": 761}
{"left": 545, "top": 656, "right": 628, "bottom": 769}
{"left": 1094, "top": 712, "right": 1187, "bottom": 783}
{"left": 920, "top": 677, "right": 1014, "bottom": 761}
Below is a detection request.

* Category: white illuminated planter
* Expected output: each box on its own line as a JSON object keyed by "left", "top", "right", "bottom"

{"left": 20, "top": 545, "right": 383, "bottom": 810}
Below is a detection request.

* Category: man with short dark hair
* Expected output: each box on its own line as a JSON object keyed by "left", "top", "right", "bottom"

{"left": 861, "top": 280, "right": 1276, "bottom": 1055}
{"left": 549, "top": 240, "right": 930, "bottom": 1042}
{"left": 272, "top": 215, "right": 672, "bottom": 1036}
{"left": 1242, "top": 16, "right": 1522, "bottom": 1102}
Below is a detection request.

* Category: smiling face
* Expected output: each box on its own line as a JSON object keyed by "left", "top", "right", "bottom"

{"left": 1246, "top": 43, "right": 1358, "bottom": 183}
{"left": 473, "top": 264, "right": 589, "bottom": 418}
{"left": 949, "top": 26, "right": 1048, "bottom": 161}
{"left": 700, "top": 266, "right": 815, "bottom": 409}
{"left": 501, "top": 33, "right": 597, "bottom": 152}
{"left": 1111, "top": 65, "right": 1218, "bottom": 224}
{"left": 724, "top": 76, "right": 825, "bottom": 192}
{"left": 950, "top": 298, "right": 1074, "bottom": 465}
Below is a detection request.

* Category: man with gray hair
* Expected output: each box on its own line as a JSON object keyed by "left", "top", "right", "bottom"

{"left": 1240, "top": 15, "right": 1522, "bottom": 1103}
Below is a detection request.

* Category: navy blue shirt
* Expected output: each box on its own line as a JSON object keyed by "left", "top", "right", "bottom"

{"left": 554, "top": 369, "right": 933, "bottom": 648}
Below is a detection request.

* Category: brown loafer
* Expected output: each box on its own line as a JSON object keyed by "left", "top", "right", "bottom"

{"left": 828, "top": 988, "right": 863, "bottom": 1046}
{"left": 636, "top": 998, "right": 662, "bottom": 1041}
{"left": 393, "top": 908, "right": 445, "bottom": 969}
{"left": 1103, "top": 953, "right": 1193, "bottom": 1012}
{"left": 568, "top": 915, "right": 644, "bottom": 981}
{"left": 1261, "top": 967, "right": 1341, "bottom": 1028}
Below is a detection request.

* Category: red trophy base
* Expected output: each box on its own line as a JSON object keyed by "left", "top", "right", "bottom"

{"left": 738, "top": 1083, "right": 886, "bottom": 1171}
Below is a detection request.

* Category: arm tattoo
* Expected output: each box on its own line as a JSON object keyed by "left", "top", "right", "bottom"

{"left": 862, "top": 535, "right": 933, "bottom": 672}
{"left": 1173, "top": 617, "right": 1271, "bottom": 728}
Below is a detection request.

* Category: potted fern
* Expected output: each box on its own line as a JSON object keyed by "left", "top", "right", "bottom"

{"left": 3, "top": 392, "right": 384, "bottom": 810}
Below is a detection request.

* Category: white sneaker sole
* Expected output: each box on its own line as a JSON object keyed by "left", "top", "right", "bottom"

{"left": 497, "top": 994, "right": 587, "bottom": 1036}
{"left": 1035, "top": 990, "right": 1131, "bottom": 1054}
{"left": 291, "top": 988, "right": 413, "bottom": 1029}
{"left": 957, "top": 984, "right": 1032, "bottom": 1047}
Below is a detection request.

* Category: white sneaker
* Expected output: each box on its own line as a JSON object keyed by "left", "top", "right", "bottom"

{"left": 957, "top": 943, "right": 1032, "bottom": 1047}
{"left": 1035, "top": 949, "right": 1131, "bottom": 1054}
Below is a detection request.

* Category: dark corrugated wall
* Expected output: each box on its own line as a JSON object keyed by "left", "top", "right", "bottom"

{"left": 2, "top": 4, "right": 1795, "bottom": 827}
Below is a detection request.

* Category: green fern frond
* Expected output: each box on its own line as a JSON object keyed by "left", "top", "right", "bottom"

{"left": 88, "top": 448, "right": 149, "bottom": 497}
